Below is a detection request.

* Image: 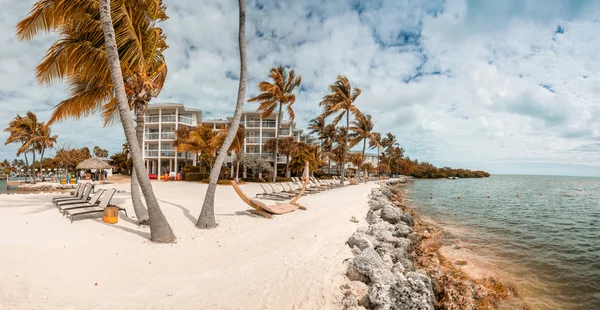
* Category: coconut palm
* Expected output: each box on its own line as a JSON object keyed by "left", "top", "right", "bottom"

{"left": 381, "top": 132, "right": 397, "bottom": 175}
{"left": 197, "top": 0, "right": 247, "bottom": 229}
{"left": 369, "top": 132, "right": 382, "bottom": 176}
{"left": 264, "top": 136, "right": 295, "bottom": 178}
{"left": 320, "top": 123, "right": 337, "bottom": 173}
{"left": 319, "top": 76, "right": 361, "bottom": 185}
{"left": 4, "top": 112, "right": 42, "bottom": 183}
{"left": 349, "top": 113, "right": 374, "bottom": 168}
{"left": 17, "top": 0, "right": 168, "bottom": 225}
{"left": 307, "top": 116, "right": 326, "bottom": 147}
{"left": 248, "top": 66, "right": 302, "bottom": 182}
{"left": 98, "top": 0, "right": 175, "bottom": 242}
{"left": 36, "top": 125, "right": 58, "bottom": 181}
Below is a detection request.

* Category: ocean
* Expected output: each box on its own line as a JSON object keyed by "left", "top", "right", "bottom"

{"left": 407, "top": 175, "right": 600, "bottom": 309}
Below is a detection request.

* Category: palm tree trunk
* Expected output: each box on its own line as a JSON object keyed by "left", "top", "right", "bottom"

{"left": 39, "top": 147, "right": 45, "bottom": 181}
{"left": 273, "top": 102, "right": 282, "bottom": 182}
{"left": 340, "top": 112, "right": 349, "bottom": 186}
{"left": 197, "top": 0, "right": 246, "bottom": 229}
{"left": 235, "top": 160, "right": 240, "bottom": 182}
{"left": 360, "top": 139, "right": 366, "bottom": 169}
{"left": 31, "top": 151, "right": 36, "bottom": 184}
{"left": 376, "top": 148, "right": 380, "bottom": 177}
{"left": 99, "top": 0, "right": 175, "bottom": 243}
{"left": 23, "top": 154, "right": 31, "bottom": 182}
{"left": 131, "top": 103, "right": 150, "bottom": 224}
{"left": 285, "top": 155, "right": 290, "bottom": 178}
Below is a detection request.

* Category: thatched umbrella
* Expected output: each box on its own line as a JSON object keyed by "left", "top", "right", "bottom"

{"left": 76, "top": 157, "right": 111, "bottom": 170}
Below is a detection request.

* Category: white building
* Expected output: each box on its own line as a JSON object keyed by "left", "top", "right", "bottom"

{"left": 143, "top": 103, "right": 202, "bottom": 175}
{"left": 143, "top": 104, "right": 310, "bottom": 175}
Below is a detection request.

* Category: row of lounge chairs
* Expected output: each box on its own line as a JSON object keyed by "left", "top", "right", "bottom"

{"left": 256, "top": 177, "right": 347, "bottom": 201}
{"left": 51, "top": 183, "right": 127, "bottom": 223}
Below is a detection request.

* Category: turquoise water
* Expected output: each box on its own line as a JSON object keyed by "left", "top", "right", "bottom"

{"left": 407, "top": 175, "right": 600, "bottom": 309}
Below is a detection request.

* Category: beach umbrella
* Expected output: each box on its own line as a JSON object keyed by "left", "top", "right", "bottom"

{"left": 76, "top": 157, "right": 111, "bottom": 170}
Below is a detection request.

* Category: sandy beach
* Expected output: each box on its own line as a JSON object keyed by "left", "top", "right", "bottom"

{"left": 0, "top": 180, "right": 378, "bottom": 309}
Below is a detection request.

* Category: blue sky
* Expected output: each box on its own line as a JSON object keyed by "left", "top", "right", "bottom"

{"left": 2, "top": 0, "right": 600, "bottom": 177}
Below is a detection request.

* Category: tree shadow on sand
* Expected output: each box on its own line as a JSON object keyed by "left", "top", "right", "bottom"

{"left": 158, "top": 199, "right": 196, "bottom": 224}
{"left": 88, "top": 216, "right": 151, "bottom": 240}
{"left": 216, "top": 210, "right": 266, "bottom": 218}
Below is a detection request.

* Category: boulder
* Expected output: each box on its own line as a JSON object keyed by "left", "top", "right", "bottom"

{"left": 347, "top": 248, "right": 395, "bottom": 284}
{"left": 347, "top": 232, "right": 378, "bottom": 251}
{"left": 381, "top": 205, "right": 403, "bottom": 224}
{"left": 366, "top": 209, "right": 383, "bottom": 224}
{"left": 394, "top": 222, "right": 413, "bottom": 238}
{"left": 390, "top": 271, "right": 436, "bottom": 310}
{"left": 341, "top": 281, "right": 370, "bottom": 308}
{"left": 400, "top": 213, "right": 414, "bottom": 227}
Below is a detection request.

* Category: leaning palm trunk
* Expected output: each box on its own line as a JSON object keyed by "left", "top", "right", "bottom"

{"left": 131, "top": 103, "right": 150, "bottom": 224}
{"left": 39, "top": 147, "right": 45, "bottom": 181}
{"left": 197, "top": 0, "right": 246, "bottom": 229}
{"left": 340, "top": 113, "right": 349, "bottom": 186}
{"left": 272, "top": 102, "right": 282, "bottom": 182}
{"left": 23, "top": 153, "right": 32, "bottom": 182}
{"left": 99, "top": 0, "right": 175, "bottom": 243}
{"left": 31, "top": 151, "right": 36, "bottom": 184}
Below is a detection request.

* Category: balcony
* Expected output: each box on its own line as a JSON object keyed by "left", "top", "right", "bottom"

{"left": 144, "top": 150, "right": 159, "bottom": 157}
{"left": 262, "top": 136, "right": 275, "bottom": 143}
{"left": 145, "top": 115, "right": 160, "bottom": 123}
{"left": 178, "top": 115, "right": 195, "bottom": 125}
{"left": 161, "top": 115, "right": 177, "bottom": 123}
{"left": 145, "top": 133, "right": 160, "bottom": 140}
{"left": 245, "top": 137, "right": 260, "bottom": 144}
{"left": 246, "top": 120, "right": 261, "bottom": 128}
{"left": 161, "top": 132, "right": 175, "bottom": 140}
{"left": 262, "top": 121, "right": 276, "bottom": 128}
{"left": 279, "top": 130, "right": 290, "bottom": 136}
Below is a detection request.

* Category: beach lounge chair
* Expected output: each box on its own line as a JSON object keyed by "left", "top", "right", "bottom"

{"left": 52, "top": 183, "right": 85, "bottom": 202}
{"left": 268, "top": 183, "right": 296, "bottom": 199}
{"left": 231, "top": 181, "right": 302, "bottom": 219}
{"left": 53, "top": 183, "right": 92, "bottom": 205}
{"left": 59, "top": 189, "right": 105, "bottom": 213}
{"left": 65, "top": 189, "right": 126, "bottom": 223}
{"left": 54, "top": 184, "right": 93, "bottom": 208}
{"left": 256, "top": 184, "right": 286, "bottom": 201}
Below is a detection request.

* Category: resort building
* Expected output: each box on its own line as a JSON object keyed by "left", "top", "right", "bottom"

{"left": 143, "top": 103, "right": 202, "bottom": 175}
{"left": 143, "top": 104, "right": 310, "bottom": 175}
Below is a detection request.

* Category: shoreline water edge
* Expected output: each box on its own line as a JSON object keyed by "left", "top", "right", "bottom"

{"left": 340, "top": 178, "right": 524, "bottom": 310}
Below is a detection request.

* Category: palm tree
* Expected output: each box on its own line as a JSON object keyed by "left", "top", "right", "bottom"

{"left": 216, "top": 124, "right": 245, "bottom": 182}
{"left": 319, "top": 76, "right": 361, "bottom": 185}
{"left": 320, "top": 124, "right": 337, "bottom": 174}
{"left": 349, "top": 113, "right": 374, "bottom": 168}
{"left": 4, "top": 112, "right": 42, "bottom": 183}
{"left": 17, "top": 0, "right": 168, "bottom": 225}
{"left": 264, "top": 137, "right": 295, "bottom": 178}
{"left": 36, "top": 125, "right": 58, "bottom": 181}
{"left": 381, "top": 132, "right": 397, "bottom": 175}
{"left": 369, "top": 132, "right": 382, "bottom": 176}
{"left": 197, "top": 0, "right": 247, "bottom": 229}
{"left": 248, "top": 66, "right": 302, "bottom": 182}
{"left": 307, "top": 116, "right": 326, "bottom": 147}
{"left": 98, "top": 0, "right": 175, "bottom": 242}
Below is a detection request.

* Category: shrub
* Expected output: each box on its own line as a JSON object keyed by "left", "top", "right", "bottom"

{"left": 314, "top": 170, "right": 325, "bottom": 178}
{"left": 182, "top": 166, "right": 200, "bottom": 174}
{"left": 185, "top": 172, "right": 208, "bottom": 181}
{"left": 319, "top": 175, "right": 334, "bottom": 180}
{"left": 242, "top": 177, "right": 264, "bottom": 183}
{"left": 275, "top": 177, "right": 292, "bottom": 182}
{"left": 201, "top": 179, "right": 233, "bottom": 185}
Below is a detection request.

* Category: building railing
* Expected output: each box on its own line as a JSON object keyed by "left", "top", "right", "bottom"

{"left": 161, "top": 132, "right": 175, "bottom": 140}
{"left": 145, "top": 115, "right": 160, "bottom": 123}
{"left": 262, "top": 137, "right": 275, "bottom": 143}
{"left": 145, "top": 133, "right": 160, "bottom": 140}
{"left": 279, "top": 130, "right": 290, "bottom": 136}
{"left": 178, "top": 115, "right": 194, "bottom": 125}
{"left": 144, "top": 150, "right": 159, "bottom": 157}
{"left": 245, "top": 137, "right": 259, "bottom": 144}
{"left": 262, "top": 121, "right": 276, "bottom": 128}
{"left": 246, "top": 120, "right": 261, "bottom": 128}
{"left": 161, "top": 115, "right": 177, "bottom": 122}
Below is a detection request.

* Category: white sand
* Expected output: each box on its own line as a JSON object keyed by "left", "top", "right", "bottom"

{"left": 0, "top": 181, "right": 378, "bottom": 309}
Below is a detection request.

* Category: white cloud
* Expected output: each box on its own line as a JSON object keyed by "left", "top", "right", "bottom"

{"left": 1, "top": 0, "right": 600, "bottom": 176}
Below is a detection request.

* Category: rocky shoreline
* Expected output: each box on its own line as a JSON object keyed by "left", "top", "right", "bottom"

{"left": 340, "top": 179, "right": 519, "bottom": 310}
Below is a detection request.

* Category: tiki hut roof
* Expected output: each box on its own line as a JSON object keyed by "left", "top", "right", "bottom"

{"left": 76, "top": 157, "right": 111, "bottom": 170}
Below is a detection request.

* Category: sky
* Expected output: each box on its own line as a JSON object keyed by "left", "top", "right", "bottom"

{"left": 1, "top": 0, "right": 600, "bottom": 177}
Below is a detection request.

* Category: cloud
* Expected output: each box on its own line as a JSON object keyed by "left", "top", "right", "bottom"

{"left": 1, "top": 0, "right": 600, "bottom": 176}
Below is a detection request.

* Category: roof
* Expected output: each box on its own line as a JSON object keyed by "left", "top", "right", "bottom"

{"left": 147, "top": 103, "right": 202, "bottom": 112}
{"left": 76, "top": 157, "right": 112, "bottom": 170}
